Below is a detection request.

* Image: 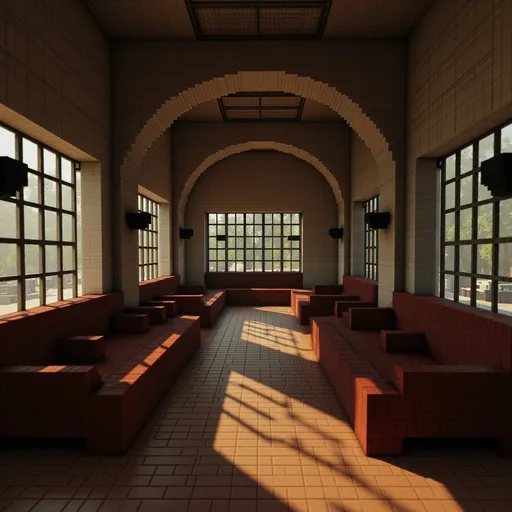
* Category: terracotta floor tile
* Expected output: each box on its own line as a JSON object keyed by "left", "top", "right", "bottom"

{"left": 3, "top": 307, "right": 512, "bottom": 512}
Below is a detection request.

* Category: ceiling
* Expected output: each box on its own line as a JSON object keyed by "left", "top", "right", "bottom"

{"left": 180, "top": 94, "right": 340, "bottom": 122}
{"left": 84, "top": 0, "right": 435, "bottom": 41}
{"left": 84, "top": 0, "right": 434, "bottom": 123}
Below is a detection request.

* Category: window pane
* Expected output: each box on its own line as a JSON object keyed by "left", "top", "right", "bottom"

{"left": 45, "top": 245, "right": 59, "bottom": 273}
{"left": 44, "top": 179, "right": 57, "bottom": 207}
{"left": 478, "top": 203, "right": 493, "bottom": 239}
{"left": 479, "top": 134, "right": 494, "bottom": 164}
{"left": 445, "top": 154, "right": 456, "bottom": 180}
{"left": 499, "top": 243, "right": 512, "bottom": 278}
{"left": 22, "top": 139, "right": 39, "bottom": 170}
{"left": 43, "top": 149, "right": 57, "bottom": 177}
{"left": 62, "top": 184, "right": 73, "bottom": 211}
{"left": 63, "top": 246, "right": 74, "bottom": 271}
{"left": 0, "top": 243, "right": 18, "bottom": 277}
{"left": 0, "top": 279, "right": 18, "bottom": 316}
{"left": 476, "top": 244, "right": 492, "bottom": 275}
{"left": 445, "top": 213, "right": 455, "bottom": 241}
{"left": 0, "top": 200, "right": 17, "bottom": 238}
{"left": 61, "top": 158, "right": 73, "bottom": 183}
{"left": 0, "top": 127, "right": 16, "bottom": 158}
{"left": 500, "top": 198, "right": 512, "bottom": 238}
{"left": 25, "top": 277, "right": 41, "bottom": 309}
{"left": 497, "top": 280, "right": 512, "bottom": 316}
{"left": 63, "top": 274, "right": 74, "bottom": 299}
{"left": 25, "top": 244, "right": 40, "bottom": 275}
{"left": 459, "top": 208, "right": 472, "bottom": 240}
{"left": 502, "top": 123, "right": 512, "bottom": 153}
{"left": 24, "top": 172, "right": 40, "bottom": 203}
{"left": 44, "top": 211, "right": 58, "bottom": 240}
{"left": 445, "top": 182, "right": 455, "bottom": 209}
{"left": 444, "top": 245, "right": 455, "bottom": 271}
{"left": 24, "top": 206, "right": 41, "bottom": 240}
{"left": 62, "top": 214, "right": 74, "bottom": 242}
{"left": 459, "top": 244, "right": 471, "bottom": 273}
{"left": 459, "top": 175, "right": 473, "bottom": 206}
{"left": 460, "top": 145, "right": 473, "bottom": 174}
{"left": 45, "top": 275, "right": 58, "bottom": 304}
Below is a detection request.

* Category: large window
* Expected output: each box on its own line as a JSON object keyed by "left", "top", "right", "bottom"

{"left": 439, "top": 121, "right": 512, "bottom": 315}
{"left": 0, "top": 123, "right": 81, "bottom": 316}
{"left": 138, "top": 194, "right": 159, "bottom": 281}
{"left": 363, "top": 196, "right": 379, "bottom": 281}
{"left": 207, "top": 213, "right": 301, "bottom": 272}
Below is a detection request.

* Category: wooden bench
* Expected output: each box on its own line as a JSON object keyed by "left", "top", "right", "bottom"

{"left": 293, "top": 277, "right": 378, "bottom": 325}
{"left": 312, "top": 300, "right": 512, "bottom": 456}
{"left": 156, "top": 288, "right": 226, "bottom": 328}
{"left": 225, "top": 288, "right": 292, "bottom": 306}
{"left": 0, "top": 315, "right": 201, "bottom": 454}
{"left": 0, "top": 292, "right": 202, "bottom": 454}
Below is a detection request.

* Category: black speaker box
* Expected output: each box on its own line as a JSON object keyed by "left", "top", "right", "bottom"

{"left": 0, "top": 156, "right": 28, "bottom": 198}
{"left": 329, "top": 228, "right": 344, "bottom": 239}
{"left": 216, "top": 234, "right": 227, "bottom": 242}
{"left": 180, "top": 228, "right": 194, "bottom": 240}
{"left": 480, "top": 153, "right": 512, "bottom": 197}
{"left": 126, "top": 211, "right": 151, "bottom": 230}
{"left": 287, "top": 235, "right": 300, "bottom": 242}
{"left": 365, "top": 211, "right": 391, "bottom": 230}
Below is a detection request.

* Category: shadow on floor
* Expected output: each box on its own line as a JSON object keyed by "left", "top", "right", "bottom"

{"left": 1, "top": 306, "right": 512, "bottom": 512}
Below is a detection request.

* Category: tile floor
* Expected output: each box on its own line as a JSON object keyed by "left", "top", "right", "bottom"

{"left": 2, "top": 306, "right": 512, "bottom": 512}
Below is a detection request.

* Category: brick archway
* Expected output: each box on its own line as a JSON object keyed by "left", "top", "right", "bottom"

{"left": 121, "top": 71, "right": 394, "bottom": 182}
{"left": 177, "top": 141, "right": 343, "bottom": 229}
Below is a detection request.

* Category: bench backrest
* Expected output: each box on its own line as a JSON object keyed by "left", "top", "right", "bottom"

{"left": 205, "top": 272, "right": 303, "bottom": 289}
{"left": 393, "top": 291, "right": 512, "bottom": 370}
{"left": 139, "top": 276, "right": 179, "bottom": 303}
{"left": 343, "top": 276, "right": 378, "bottom": 304}
{"left": 0, "top": 292, "right": 124, "bottom": 366}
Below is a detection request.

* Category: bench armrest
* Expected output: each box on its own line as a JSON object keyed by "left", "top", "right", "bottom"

{"left": 348, "top": 307, "right": 395, "bottom": 331}
{"left": 0, "top": 365, "right": 102, "bottom": 395}
{"left": 392, "top": 363, "right": 500, "bottom": 395}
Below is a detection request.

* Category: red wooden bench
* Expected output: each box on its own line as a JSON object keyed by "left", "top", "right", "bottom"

{"left": 294, "top": 276, "right": 378, "bottom": 325}
{"left": 312, "top": 294, "right": 512, "bottom": 456}
{"left": 0, "top": 291, "right": 201, "bottom": 454}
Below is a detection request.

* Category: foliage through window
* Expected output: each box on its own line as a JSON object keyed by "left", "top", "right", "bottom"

{"left": 439, "top": 121, "right": 512, "bottom": 315}
{"left": 138, "top": 194, "right": 159, "bottom": 281}
{"left": 207, "top": 213, "right": 301, "bottom": 272}
{"left": 0, "top": 123, "right": 81, "bottom": 317}
{"left": 363, "top": 196, "right": 379, "bottom": 281}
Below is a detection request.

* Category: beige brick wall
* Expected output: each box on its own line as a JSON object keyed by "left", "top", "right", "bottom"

{"left": 172, "top": 121, "right": 350, "bottom": 280}
{"left": 407, "top": 0, "right": 512, "bottom": 293}
{"left": 350, "top": 131, "right": 380, "bottom": 276}
{"left": 139, "top": 131, "right": 172, "bottom": 202}
{"left": 113, "top": 42, "right": 407, "bottom": 305}
{"left": 185, "top": 151, "right": 339, "bottom": 287}
{"left": 0, "top": 0, "right": 112, "bottom": 292}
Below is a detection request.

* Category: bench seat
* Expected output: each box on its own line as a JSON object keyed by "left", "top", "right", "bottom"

{"left": 156, "top": 290, "right": 226, "bottom": 327}
{"left": 312, "top": 313, "right": 507, "bottom": 456}
{"left": 0, "top": 315, "right": 201, "bottom": 454}
{"left": 225, "top": 288, "right": 292, "bottom": 306}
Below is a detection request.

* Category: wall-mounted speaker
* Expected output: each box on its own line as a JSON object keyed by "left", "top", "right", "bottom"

{"left": 180, "top": 228, "right": 194, "bottom": 240}
{"left": 329, "top": 228, "right": 344, "bottom": 239}
{"left": 287, "top": 235, "right": 300, "bottom": 242}
{"left": 480, "top": 153, "right": 512, "bottom": 198}
{"left": 216, "top": 234, "right": 227, "bottom": 242}
{"left": 365, "top": 212, "right": 391, "bottom": 230}
{"left": 0, "top": 156, "right": 28, "bottom": 198}
{"left": 126, "top": 211, "right": 152, "bottom": 230}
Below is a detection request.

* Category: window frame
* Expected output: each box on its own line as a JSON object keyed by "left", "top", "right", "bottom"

{"left": 137, "top": 194, "right": 159, "bottom": 282}
{"left": 0, "top": 121, "right": 81, "bottom": 314}
{"left": 363, "top": 195, "right": 379, "bottom": 281}
{"left": 206, "top": 212, "right": 302, "bottom": 272}
{"left": 438, "top": 119, "right": 512, "bottom": 314}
